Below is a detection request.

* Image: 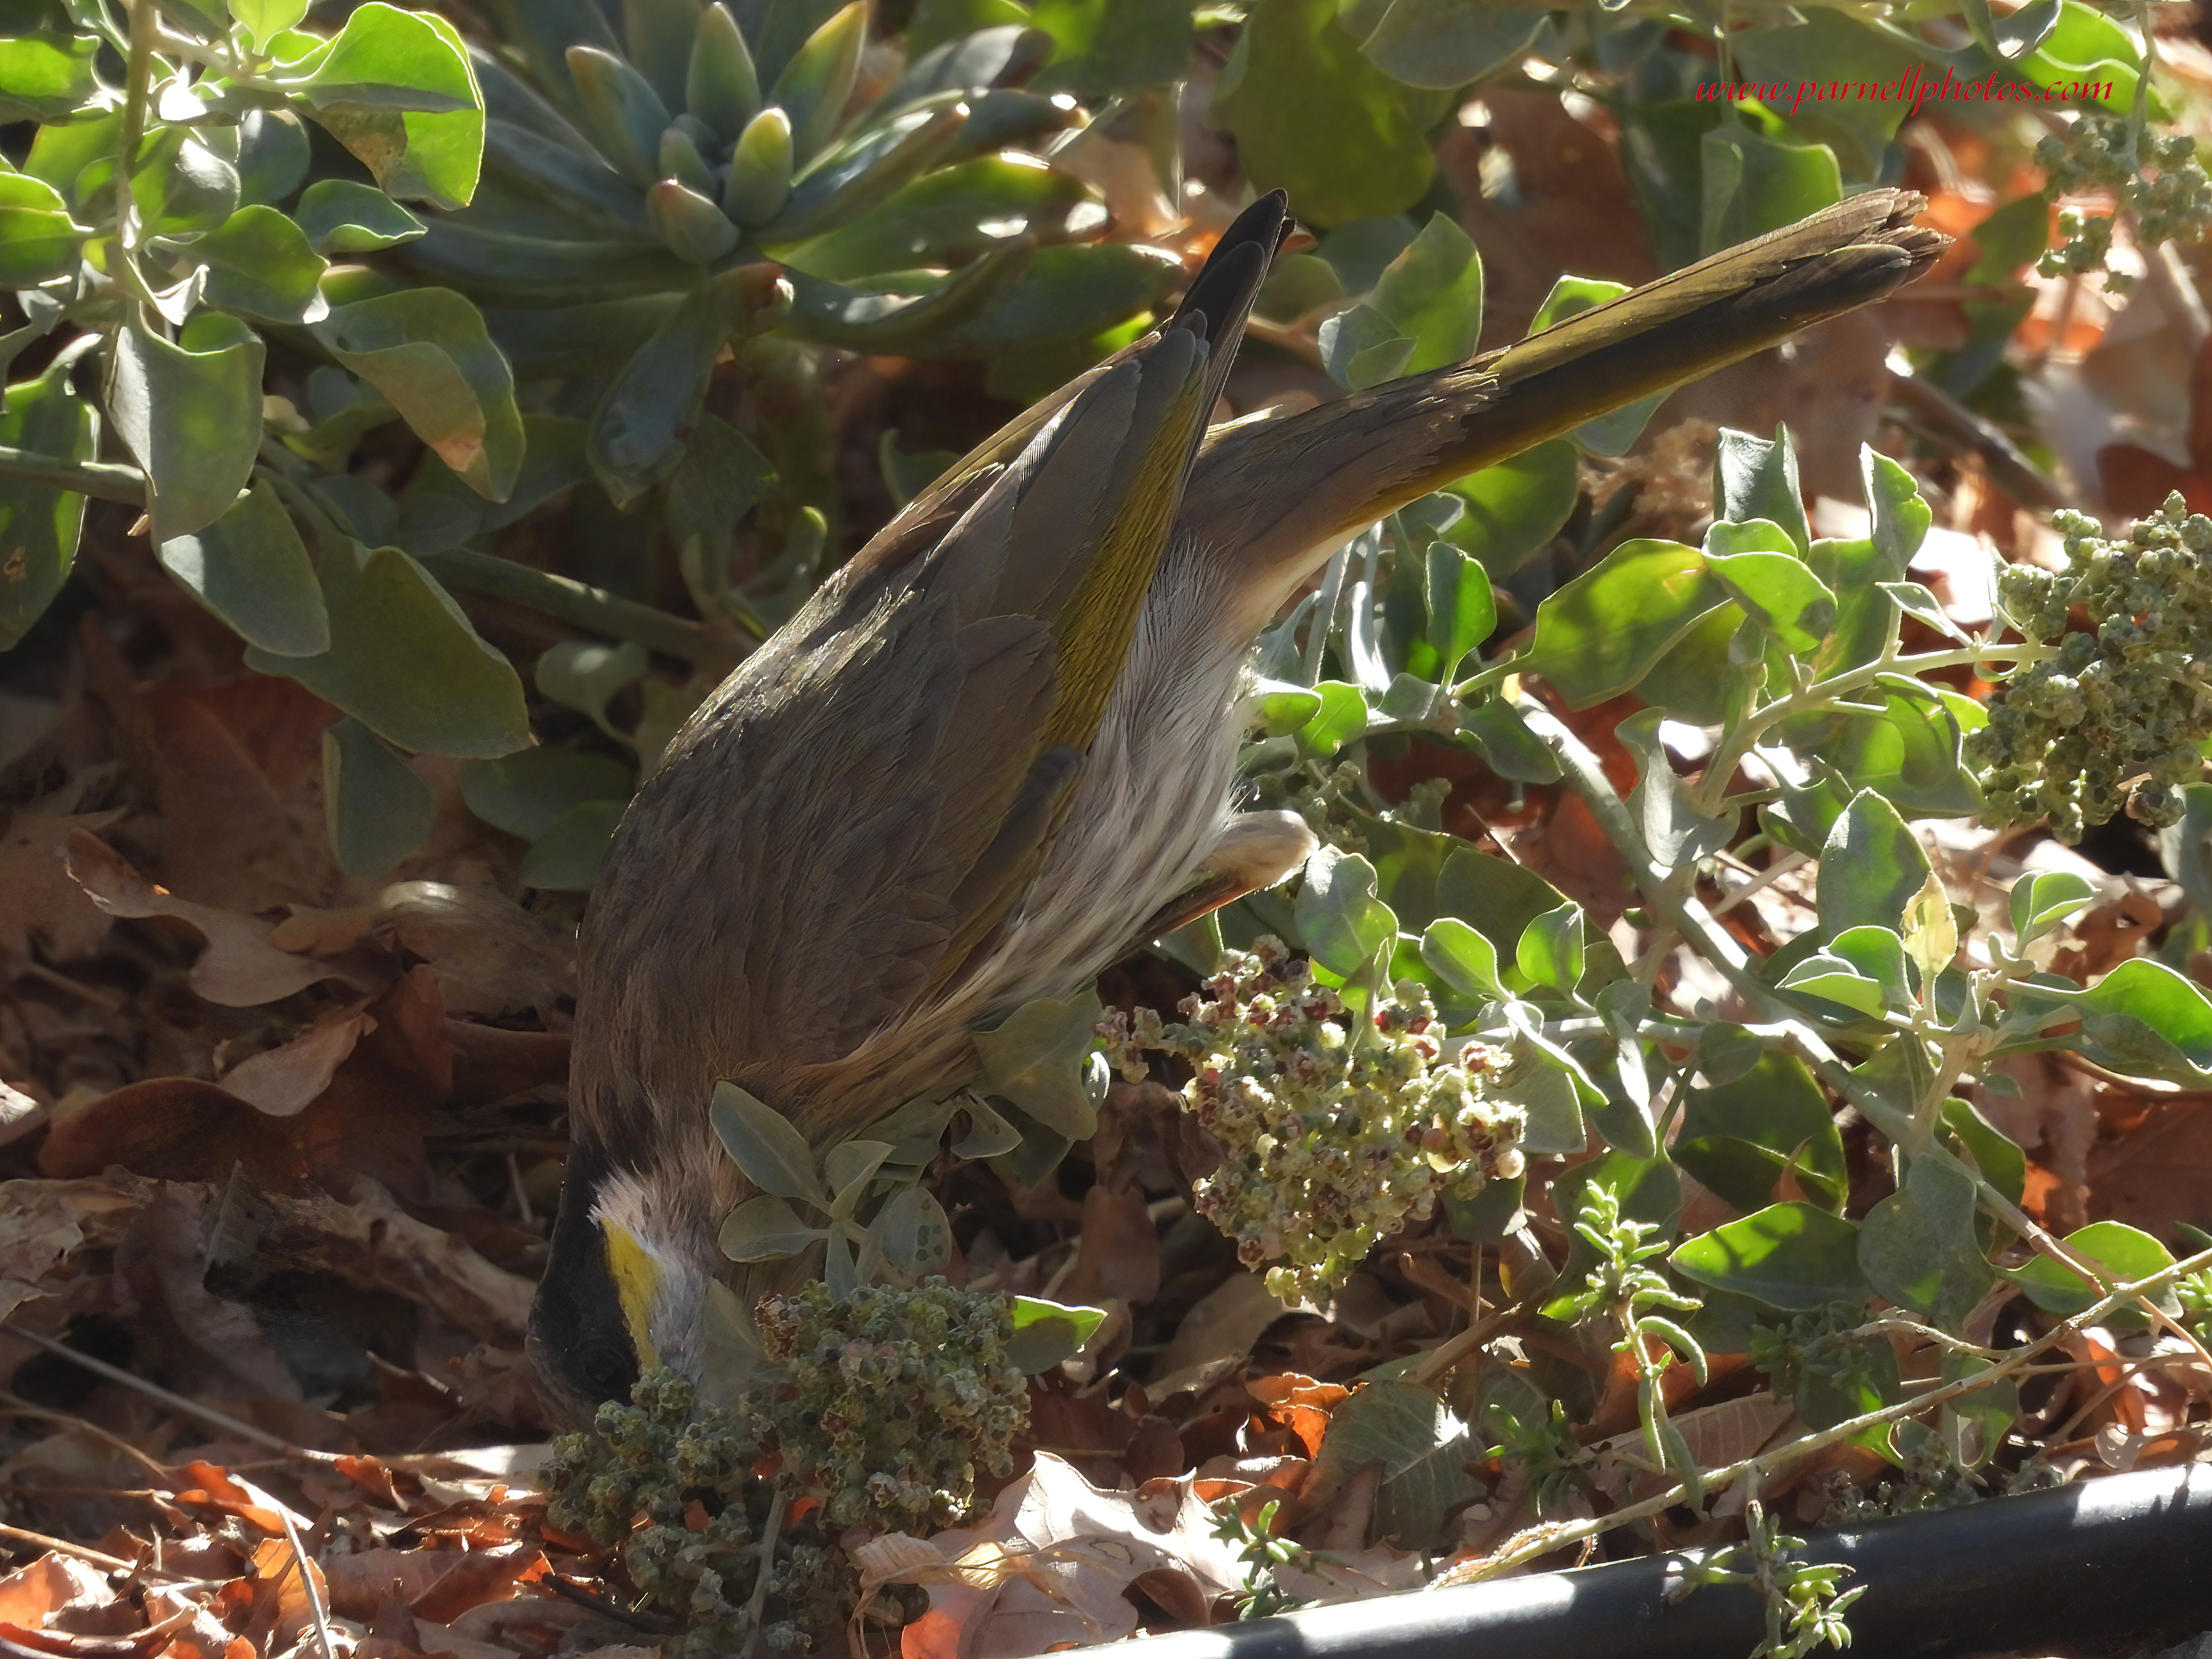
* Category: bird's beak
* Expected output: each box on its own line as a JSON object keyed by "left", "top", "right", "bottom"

{"left": 601, "top": 1216, "right": 665, "bottom": 1370}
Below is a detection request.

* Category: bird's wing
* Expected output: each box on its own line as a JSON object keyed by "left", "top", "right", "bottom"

{"left": 576, "top": 195, "right": 1289, "bottom": 1117}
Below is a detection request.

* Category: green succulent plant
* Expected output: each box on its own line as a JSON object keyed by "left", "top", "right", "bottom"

{"left": 0, "top": 0, "right": 1180, "bottom": 889}
{"left": 393, "top": 0, "right": 1182, "bottom": 515}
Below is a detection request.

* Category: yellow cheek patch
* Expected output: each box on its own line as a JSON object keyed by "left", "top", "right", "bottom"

{"left": 601, "top": 1219, "right": 662, "bottom": 1371}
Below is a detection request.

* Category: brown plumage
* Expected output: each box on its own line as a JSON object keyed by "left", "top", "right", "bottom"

{"left": 529, "top": 189, "right": 1946, "bottom": 1422}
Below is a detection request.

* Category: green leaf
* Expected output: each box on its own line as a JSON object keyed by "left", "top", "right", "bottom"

{"left": 872, "top": 1184, "right": 952, "bottom": 1275}
{"left": 1728, "top": 11, "right": 1930, "bottom": 177}
{"left": 1939, "top": 1096, "right": 2025, "bottom": 1209}
{"left": 1005, "top": 1295, "right": 1107, "bottom": 1373}
{"left": 1250, "top": 679, "right": 1322, "bottom": 738}
{"left": 314, "top": 288, "right": 522, "bottom": 502}
{"left": 1863, "top": 445, "right": 1931, "bottom": 571}
{"left": 234, "top": 0, "right": 311, "bottom": 51}
{"left": 2016, "top": 0, "right": 2137, "bottom": 111}
{"left": 1618, "top": 707, "right": 1730, "bottom": 869}
{"left": 1778, "top": 953, "right": 1888, "bottom": 1018}
{"left": 587, "top": 283, "right": 732, "bottom": 507}
{"left": 0, "top": 32, "right": 98, "bottom": 120}
{"left": 1371, "top": 213, "right": 1482, "bottom": 375}
{"left": 1671, "top": 1203, "right": 1867, "bottom": 1311}
{"left": 1295, "top": 679, "right": 1370, "bottom": 759}
{"left": 649, "top": 177, "right": 740, "bottom": 264}
{"left": 1527, "top": 276, "right": 1661, "bottom": 455}
{"left": 1674, "top": 1052, "right": 1848, "bottom": 1213}
{"left": 1712, "top": 427, "right": 1811, "bottom": 554}
{"left": 0, "top": 170, "right": 84, "bottom": 287}
{"left": 157, "top": 480, "right": 330, "bottom": 656}
{"left": 719, "top": 1193, "right": 826, "bottom": 1261}
{"left": 562, "top": 38, "right": 663, "bottom": 186}
{"left": 949, "top": 1091, "right": 1024, "bottom": 1160}
{"left": 119, "top": 127, "right": 242, "bottom": 247}
{"left": 669, "top": 411, "right": 776, "bottom": 570}
{"left": 2009, "top": 869, "right": 2098, "bottom": 944}
{"left": 462, "top": 747, "right": 632, "bottom": 839}
{"left": 723, "top": 106, "right": 795, "bottom": 224}
{"left": 907, "top": 0, "right": 1029, "bottom": 53}
{"left": 109, "top": 313, "right": 264, "bottom": 545}
{"left": 296, "top": 178, "right": 427, "bottom": 252}
{"left": 1459, "top": 696, "right": 1561, "bottom": 784}
{"left": 164, "top": 204, "right": 330, "bottom": 325}
{"left": 2073, "top": 958, "right": 2212, "bottom": 1086}
{"left": 236, "top": 108, "right": 313, "bottom": 206}
{"left": 323, "top": 716, "right": 435, "bottom": 877}
{"left": 2008, "top": 1221, "right": 2178, "bottom": 1328}
{"left": 1354, "top": 0, "right": 1550, "bottom": 90}
{"left": 1858, "top": 1150, "right": 1992, "bottom": 1329}
{"left": 1819, "top": 687, "right": 1983, "bottom": 819}
{"left": 1030, "top": 0, "right": 1191, "bottom": 96}
{"left": 1312, "top": 1380, "right": 1482, "bottom": 1551}
{"left": 1817, "top": 790, "right": 1931, "bottom": 939}
{"left": 709, "top": 1080, "right": 831, "bottom": 1205}
{"left": 518, "top": 799, "right": 625, "bottom": 890}
{"left": 918, "top": 242, "right": 1181, "bottom": 356}
{"left": 687, "top": 2, "right": 761, "bottom": 141}
{"left": 822, "top": 1137, "right": 891, "bottom": 1216}
{"left": 1297, "top": 845, "right": 1396, "bottom": 976}
{"left": 1801, "top": 537, "right": 1904, "bottom": 683}
{"left": 1940, "top": 1350, "right": 2017, "bottom": 1469}
{"left": 1318, "top": 303, "right": 1415, "bottom": 391}
{"left": 537, "top": 639, "right": 650, "bottom": 739}
{"left": 625, "top": 0, "right": 704, "bottom": 111}
{"left": 1420, "top": 916, "right": 1506, "bottom": 1003}
{"left": 972, "top": 989, "right": 1106, "bottom": 1142}
{"left": 1444, "top": 441, "right": 1578, "bottom": 578}
{"left": 1704, "top": 546, "right": 1833, "bottom": 655}
{"left": 1828, "top": 925, "right": 1912, "bottom": 1006}
{"left": 784, "top": 154, "right": 1094, "bottom": 281}
{"left": 1699, "top": 120, "right": 1841, "bottom": 258}
{"left": 1512, "top": 1045, "right": 1587, "bottom": 1155}
{"left": 770, "top": 0, "right": 866, "bottom": 163}
{"left": 1423, "top": 541, "right": 1494, "bottom": 675}
{"left": 1521, "top": 538, "right": 1727, "bottom": 707}
{"left": 1515, "top": 901, "right": 1583, "bottom": 995}
{"left": 1207, "top": 0, "right": 1448, "bottom": 228}
{"left": 0, "top": 354, "right": 96, "bottom": 652}
{"left": 291, "top": 3, "right": 485, "bottom": 209}
{"left": 246, "top": 539, "right": 530, "bottom": 757}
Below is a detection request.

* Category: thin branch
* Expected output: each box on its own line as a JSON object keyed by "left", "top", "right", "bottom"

{"left": 418, "top": 550, "right": 723, "bottom": 662}
{"left": 1437, "top": 1243, "right": 2212, "bottom": 1587}
{"left": 0, "top": 444, "right": 155, "bottom": 505}
{"left": 6, "top": 1327, "right": 328, "bottom": 1461}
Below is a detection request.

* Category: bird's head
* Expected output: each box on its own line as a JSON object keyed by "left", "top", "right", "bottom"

{"left": 527, "top": 1135, "right": 730, "bottom": 1427}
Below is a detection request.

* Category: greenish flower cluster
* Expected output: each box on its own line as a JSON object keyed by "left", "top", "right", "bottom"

{"left": 746, "top": 1278, "right": 1027, "bottom": 1533}
{"left": 1104, "top": 939, "right": 1526, "bottom": 1302}
{"left": 2179, "top": 1266, "right": 2212, "bottom": 1345}
{"left": 1967, "top": 494, "right": 2212, "bottom": 840}
{"left": 2036, "top": 117, "right": 2212, "bottom": 289}
{"left": 541, "top": 1369, "right": 781, "bottom": 1659}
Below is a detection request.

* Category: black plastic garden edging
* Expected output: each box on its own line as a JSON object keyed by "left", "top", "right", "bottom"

{"left": 1068, "top": 1462, "right": 2212, "bottom": 1659}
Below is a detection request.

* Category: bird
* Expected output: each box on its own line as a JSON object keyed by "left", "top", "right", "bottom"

{"left": 527, "top": 187, "right": 1947, "bottom": 1425}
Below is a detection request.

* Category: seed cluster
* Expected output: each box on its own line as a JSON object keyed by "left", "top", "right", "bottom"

{"left": 1969, "top": 495, "right": 2212, "bottom": 840}
{"left": 2036, "top": 117, "right": 2212, "bottom": 289}
{"left": 1105, "top": 939, "right": 1526, "bottom": 1302}
{"left": 746, "top": 1278, "right": 1027, "bottom": 1533}
{"left": 542, "top": 1370, "right": 778, "bottom": 1658}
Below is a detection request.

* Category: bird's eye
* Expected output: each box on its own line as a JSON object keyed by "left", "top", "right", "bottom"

{"left": 582, "top": 1341, "right": 633, "bottom": 1400}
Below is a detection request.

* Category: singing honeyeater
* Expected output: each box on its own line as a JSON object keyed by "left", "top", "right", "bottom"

{"left": 528, "top": 187, "right": 1945, "bottom": 1421}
